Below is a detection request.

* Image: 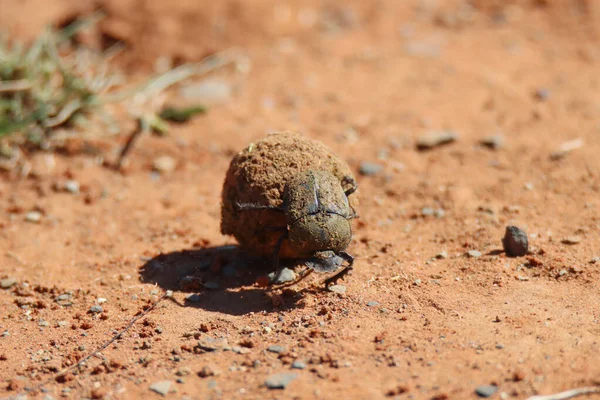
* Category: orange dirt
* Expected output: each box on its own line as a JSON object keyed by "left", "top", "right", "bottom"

{"left": 2, "top": 1, "right": 600, "bottom": 399}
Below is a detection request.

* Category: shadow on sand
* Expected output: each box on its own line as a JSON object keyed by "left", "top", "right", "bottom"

{"left": 138, "top": 245, "right": 306, "bottom": 315}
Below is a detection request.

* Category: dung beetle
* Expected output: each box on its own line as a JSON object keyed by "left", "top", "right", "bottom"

{"left": 236, "top": 169, "right": 358, "bottom": 287}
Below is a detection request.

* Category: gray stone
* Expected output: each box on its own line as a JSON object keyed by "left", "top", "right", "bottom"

{"left": 291, "top": 360, "right": 306, "bottom": 370}
{"left": 88, "top": 305, "right": 103, "bottom": 314}
{"left": 149, "top": 380, "right": 173, "bottom": 396}
{"left": 328, "top": 284, "right": 346, "bottom": 293}
{"left": 475, "top": 385, "right": 498, "bottom": 398}
{"left": 0, "top": 278, "right": 17, "bottom": 289}
{"left": 502, "top": 226, "right": 528, "bottom": 257}
{"left": 467, "top": 250, "right": 482, "bottom": 258}
{"left": 221, "top": 263, "right": 238, "bottom": 277}
{"left": 265, "top": 372, "right": 298, "bottom": 389}
{"left": 562, "top": 236, "right": 581, "bottom": 245}
{"left": 203, "top": 281, "right": 220, "bottom": 290}
{"left": 367, "top": 301, "right": 380, "bottom": 307}
{"left": 417, "top": 131, "right": 458, "bottom": 150}
{"left": 267, "top": 345, "right": 286, "bottom": 354}
{"left": 268, "top": 268, "right": 296, "bottom": 284}
{"left": 359, "top": 162, "right": 383, "bottom": 176}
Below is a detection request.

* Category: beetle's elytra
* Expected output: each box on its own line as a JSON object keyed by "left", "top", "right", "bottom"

{"left": 221, "top": 132, "right": 359, "bottom": 287}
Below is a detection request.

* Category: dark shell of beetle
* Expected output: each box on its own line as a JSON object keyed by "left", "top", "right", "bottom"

{"left": 220, "top": 132, "right": 357, "bottom": 259}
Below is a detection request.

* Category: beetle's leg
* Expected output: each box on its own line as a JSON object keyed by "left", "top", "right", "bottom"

{"left": 323, "top": 251, "right": 354, "bottom": 288}
{"left": 270, "top": 231, "right": 289, "bottom": 282}
{"left": 235, "top": 202, "right": 285, "bottom": 212}
{"left": 342, "top": 176, "right": 357, "bottom": 197}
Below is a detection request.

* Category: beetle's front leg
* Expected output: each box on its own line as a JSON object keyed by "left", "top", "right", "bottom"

{"left": 269, "top": 231, "right": 289, "bottom": 283}
{"left": 235, "top": 202, "right": 285, "bottom": 212}
{"left": 342, "top": 176, "right": 357, "bottom": 197}
{"left": 323, "top": 251, "right": 354, "bottom": 288}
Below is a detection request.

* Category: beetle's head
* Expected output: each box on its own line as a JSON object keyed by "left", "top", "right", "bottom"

{"left": 304, "top": 250, "right": 344, "bottom": 273}
{"left": 288, "top": 213, "right": 352, "bottom": 255}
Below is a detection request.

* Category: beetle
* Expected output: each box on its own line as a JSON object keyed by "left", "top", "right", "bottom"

{"left": 235, "top": 169, "right": 358, "bottom": 288}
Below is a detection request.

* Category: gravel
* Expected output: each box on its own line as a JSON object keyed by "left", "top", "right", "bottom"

{"left": 268, "top": 268, "right": 296, "bottom": 284}
{"left": 265, "top": 372, "right": 298, "bottom": 389}
{"left": 359, "top": 162, "right": 383, "bottom": 176}
{"left": 502, "top": 226, "right": 528, "bottom": 257}
{"left": 149, "top": 380, "right": 173, "bottom": 396}
{"left": 475, "top": 385, "right": 498, "bottom": 398}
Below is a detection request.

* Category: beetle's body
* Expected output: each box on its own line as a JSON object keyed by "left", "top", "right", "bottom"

{"left": 220, "top": 132, "right": 358, "bottom": 287}
{"left": 285, "top": 170, "right": 354, "bottom": 257}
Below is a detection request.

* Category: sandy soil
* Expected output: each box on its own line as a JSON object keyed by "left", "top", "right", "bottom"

{"left": 2, "top": 1, "right": 600, "bottom": 399}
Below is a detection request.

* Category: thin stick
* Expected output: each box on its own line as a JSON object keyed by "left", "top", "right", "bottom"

{"left": 23, "top": 290, "right": 172, "bottom": 395}
{"left": 0, "top": 80, "right": 32, "bottom": 93}
{"left": 526, "top": 386, "right": 600, "bottom": 400}
{"left": 115, "top": 117, "right": 147, "bottom": 170}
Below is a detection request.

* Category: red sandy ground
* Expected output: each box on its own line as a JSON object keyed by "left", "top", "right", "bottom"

{"left": 1, "top": 1, "right": 600, "bottom": 399}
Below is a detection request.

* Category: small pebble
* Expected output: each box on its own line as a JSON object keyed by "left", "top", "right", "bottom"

{"left": 467, "top": 250, "right": 482, "bottom": 258}
{"left": 64, "top": 180, "right": 80, "bottom": 194}
{"left": 1, "top": 278, "right": 17, "bottom": 289}
{"left": 421, "top": 207, "right": 434, "bottom": 216}
{"left": 475, "top": 385, "right": 498, "bottom": 398}
{"left": 533, "top": 88, "right": 550, "bottom": 101}
{"left": 359, "top": 162, "right": 383, "bottom": 176}
{"left": 176, "top": 367, "right": 191, "bottom": 376}
{"left": 265, "top": 372, "right": 298, "bottom": 389}
{"left": 502, "top": 226, "right": 528, "bottom": 257}
{"left": 561, "top": 236, "right": 581, "bottom": 245}
{"left": 291, "top": 360, "right": 306, "bottom": 370}
{"left": 203, "top": 281, "right": 220, "bottom": 290}
{"left": 328, "top": 284, "right": 346, "bottom": 294}
{"left": 149, "top": 380, "right": 173, "bottom": 396}
{"left": 268, "top": 268, "right": 296, "bottom": 284}
{"left": 88, "top": 305, "right": 103, "bottom": 314}
{"left": 152, "top": 156, "right": 177, "bottom": 173}
{"left": 435, "top": 251, "right": 448, "bottom": 259}
{"left": 185, "top": 294, "right": 201, "bottom": 303}
{"left": 550, "top": 138, "right": 583, "bottom": 160}
{"left": 367, "top": 301, "right": 380, "bottom": 307}
{"left": 267, "top": 345, "right": 286, "bottom": 354}
{"left": 38, "top": 319, "right": 50, "bottom": 327}
{"left": 97, "top": 298, "right": 107, "bottom": 304}
{"left": 25, "top": 211, "right": 42, "bottom": 223}
{"left": 480, "top": 135, "right": 504, "bottom": 150}
{"left": 589, "top": 257, "right": 600, "bottom": 264}
{"left": 495, "top": 343, "right": 505, "bottom": 349}
{"left": 416, "top": 131, "right": 458, "bottom": 150}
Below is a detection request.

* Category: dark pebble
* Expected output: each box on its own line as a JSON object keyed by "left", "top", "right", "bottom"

{"left": 502, "top": 226, "right": 528, "bottom": 257}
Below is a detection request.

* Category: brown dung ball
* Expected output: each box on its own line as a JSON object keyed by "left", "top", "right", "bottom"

{"left": 220, "top": 131, "right": 358, "bottom": 259}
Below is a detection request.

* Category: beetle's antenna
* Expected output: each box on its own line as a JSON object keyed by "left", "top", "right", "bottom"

{"left": 235, "top": 202, "right": 285, "bottom": 212}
